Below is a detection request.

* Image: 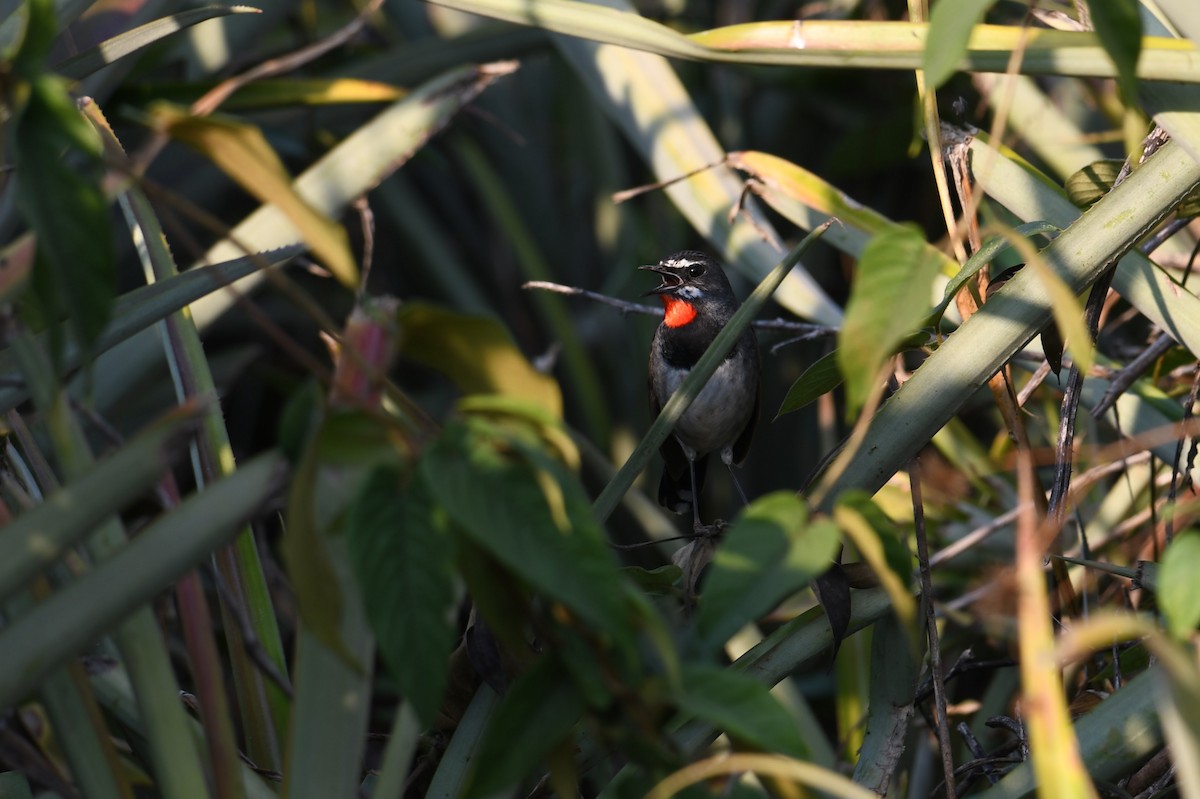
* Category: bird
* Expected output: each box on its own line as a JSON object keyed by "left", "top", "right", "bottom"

{"left": 641, "top": 251, "right": 760, "bottom": 532}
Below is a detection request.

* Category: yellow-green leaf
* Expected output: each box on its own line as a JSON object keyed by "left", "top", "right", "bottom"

{"left": 153, "top": 105, "right": 358, "bottom": 288}
{"left": 397, "top": 303, "right": 562, "bottom": 417}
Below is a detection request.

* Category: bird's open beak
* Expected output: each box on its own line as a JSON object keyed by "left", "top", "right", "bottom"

{"left": 638, "top": 264, "right": 681, "bottom": 296}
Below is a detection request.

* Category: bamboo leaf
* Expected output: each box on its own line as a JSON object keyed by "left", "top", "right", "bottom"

{"left": 838, "top": 224, "right": 944, "bottom": 415}
{"left": 0, "top": 408, "right": 202, "bottom": 602}
{"left": 397, "top": 304, "right": 562, "bottom": 418}
{"left": 0, "top": 452, "right": 285, "bottom": 711}
{"left": 1089, "top": 0, "right": 1143, "bottom": 105}
{"left": 923, "top": 0, "right": 997, "bottom": 88}
{"left": 153, "top": 106, "right": 358, "bottom": 289}
{"left": 54, "top": 6, "right": 262, "bottom": 80}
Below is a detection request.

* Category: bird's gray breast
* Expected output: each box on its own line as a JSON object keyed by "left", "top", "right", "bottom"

{"left": 651, "top": 352, "right": 755, "bottom": 460}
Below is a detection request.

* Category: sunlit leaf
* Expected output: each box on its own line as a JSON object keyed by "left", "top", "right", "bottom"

{"left": 923, "top": 0, "right": 997, "bottom": 88}
{"left": 398, "top": 303, "right": 562, "bottom": 417}
{"left": 1089, "top": 0, "right": 1143, "bottom": 105}
{"left": 1065, "top": 159, "right": 1124, "bottom": 208}
{"left": 152, "top": 105, "right": 358, "bottom": 288}
{"left": 696, "top": 492, "right": 839, "bottom": 652}
{"left": 838, "top": 225, "right": 943, "bottom": 415}
{"left": 1160, "top": 532, "right": 1200, "bottom": 639}
{"left": 54, "top": 6, "right": 262, "bottom": 80}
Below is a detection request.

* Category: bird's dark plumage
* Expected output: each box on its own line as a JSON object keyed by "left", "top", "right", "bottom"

{"left": 642, "top": 251, "right": 760, "bottom": 525}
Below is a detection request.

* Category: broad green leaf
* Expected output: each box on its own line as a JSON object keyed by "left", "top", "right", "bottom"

{"left": 1089, "top": 0, "right": 1143, "bottom": 105}
{"left": 346, "top": 465, "right": 455, "bottom": 727}
{"left": 838, "top": 224, "right": 944, "bottom": 415}
{"left": 1159, "top": 532, "right": 1200, "bottom": 639}
{"left": 776, "top": 349, "right": 842, "bottom": 418}
{"left": 467, "top": 655, "right": 584, "bottom": 799}
{"left": 152, "top": 105, "right": 358, "bottom": 289}
{"left": 696, "top": 492, "right": 839, "bottom": 652}
{"left": 923, "top": 0, "right": 997, "bottom": 88}
{"left": 423, "top": 419, "right": 632, "bottom": 647}
{"left": 54, "top": 6, "right": 262, "bottom": 80}
{"left": 14, "top": 74, "right": 114, "bottom": 357}
{"left": 398, "top": 303, "right": 562, "bottom": 418}
{"left": 675, "top": 664, "right": 806, "bottom": 758}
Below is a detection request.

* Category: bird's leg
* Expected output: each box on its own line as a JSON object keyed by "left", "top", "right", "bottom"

{"left": 727, "top": 463, "right": 750, "bottom": 507}
{"left": 688, "top": 456, "right": 703, "bottom": 534}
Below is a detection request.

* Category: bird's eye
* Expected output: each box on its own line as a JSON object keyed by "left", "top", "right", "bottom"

{"left": 687, "top": 264, "right": 705, "bottom": 277}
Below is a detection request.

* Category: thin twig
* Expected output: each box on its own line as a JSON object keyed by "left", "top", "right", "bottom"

{"left": 910, "top": 459, "right": 957, "bottom": 799}
{"left": 1090, "top": 333, "right": 1175, "bottom": 418}
{"left": 522, "top": 281, "right": 838, "bottom": 336}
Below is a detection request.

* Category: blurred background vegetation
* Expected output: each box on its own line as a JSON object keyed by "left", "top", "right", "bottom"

{"left": 3, "top": 0, "right": 1200, "bottom": 797}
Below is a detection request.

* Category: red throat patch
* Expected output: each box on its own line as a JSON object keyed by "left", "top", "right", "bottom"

{"left": 660, "top": 296, "right": 697, "bottom": 328}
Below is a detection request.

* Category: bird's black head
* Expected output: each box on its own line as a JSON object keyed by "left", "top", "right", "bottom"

{"left": 639, "top": 251, "right": 735, "bottom": 301}
{"left": 639, "top": 251, "right": 738, "bottom": 329}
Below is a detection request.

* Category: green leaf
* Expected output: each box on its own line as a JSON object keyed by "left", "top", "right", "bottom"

{"left": 398, "top": 303, "right": 563, "bottom": 417}
{"left": 838, "top": 224, "right": 944, "bottom": 415}
{"left": 1159, "top": 532, "right": 1200, "bottom": 639}
{"left": 922, "top": 0, "right": 997, "bottom": 88}
{"left": 834, "top": 492, "right": 917, "bottom": 647}
{"left": 695, "top": 492, "right": 839, "bottom": 652}
{"left": 153, "top": 105, "right": 358, "bottom": 289}
{"left": 423, "top": 418, "right": 633, "bottom": 647}
{"left": 675, "top": 664, "right": 806, "bottom": 758}
{"left": 11, "top": 0, "right": 55, "bottom": 75}
{"left": 935, "top": 221, "right": 1060, "bottom": 316}
{"left": 0, "top": 408, "right": 201, "bottom": 602}
{"left": 54, "top": 6, "right": 263, "bottom": 80}
{"left": 347, "top": 465, "right": 456, "bottom": 728}
{"left": 1089, "top": 0, "right": 1142, "bottom": 105}
{"left": 14, "top": 74, "right": 115, "bottom": 358}
{"left": 623, "top": 564, "right": 683, "bottom": 594}
{"left": 467, "top": 654, "right": 584, "bottom": 798}
{"left": 776, "top": 349, "right": 843, "bottom": 418}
